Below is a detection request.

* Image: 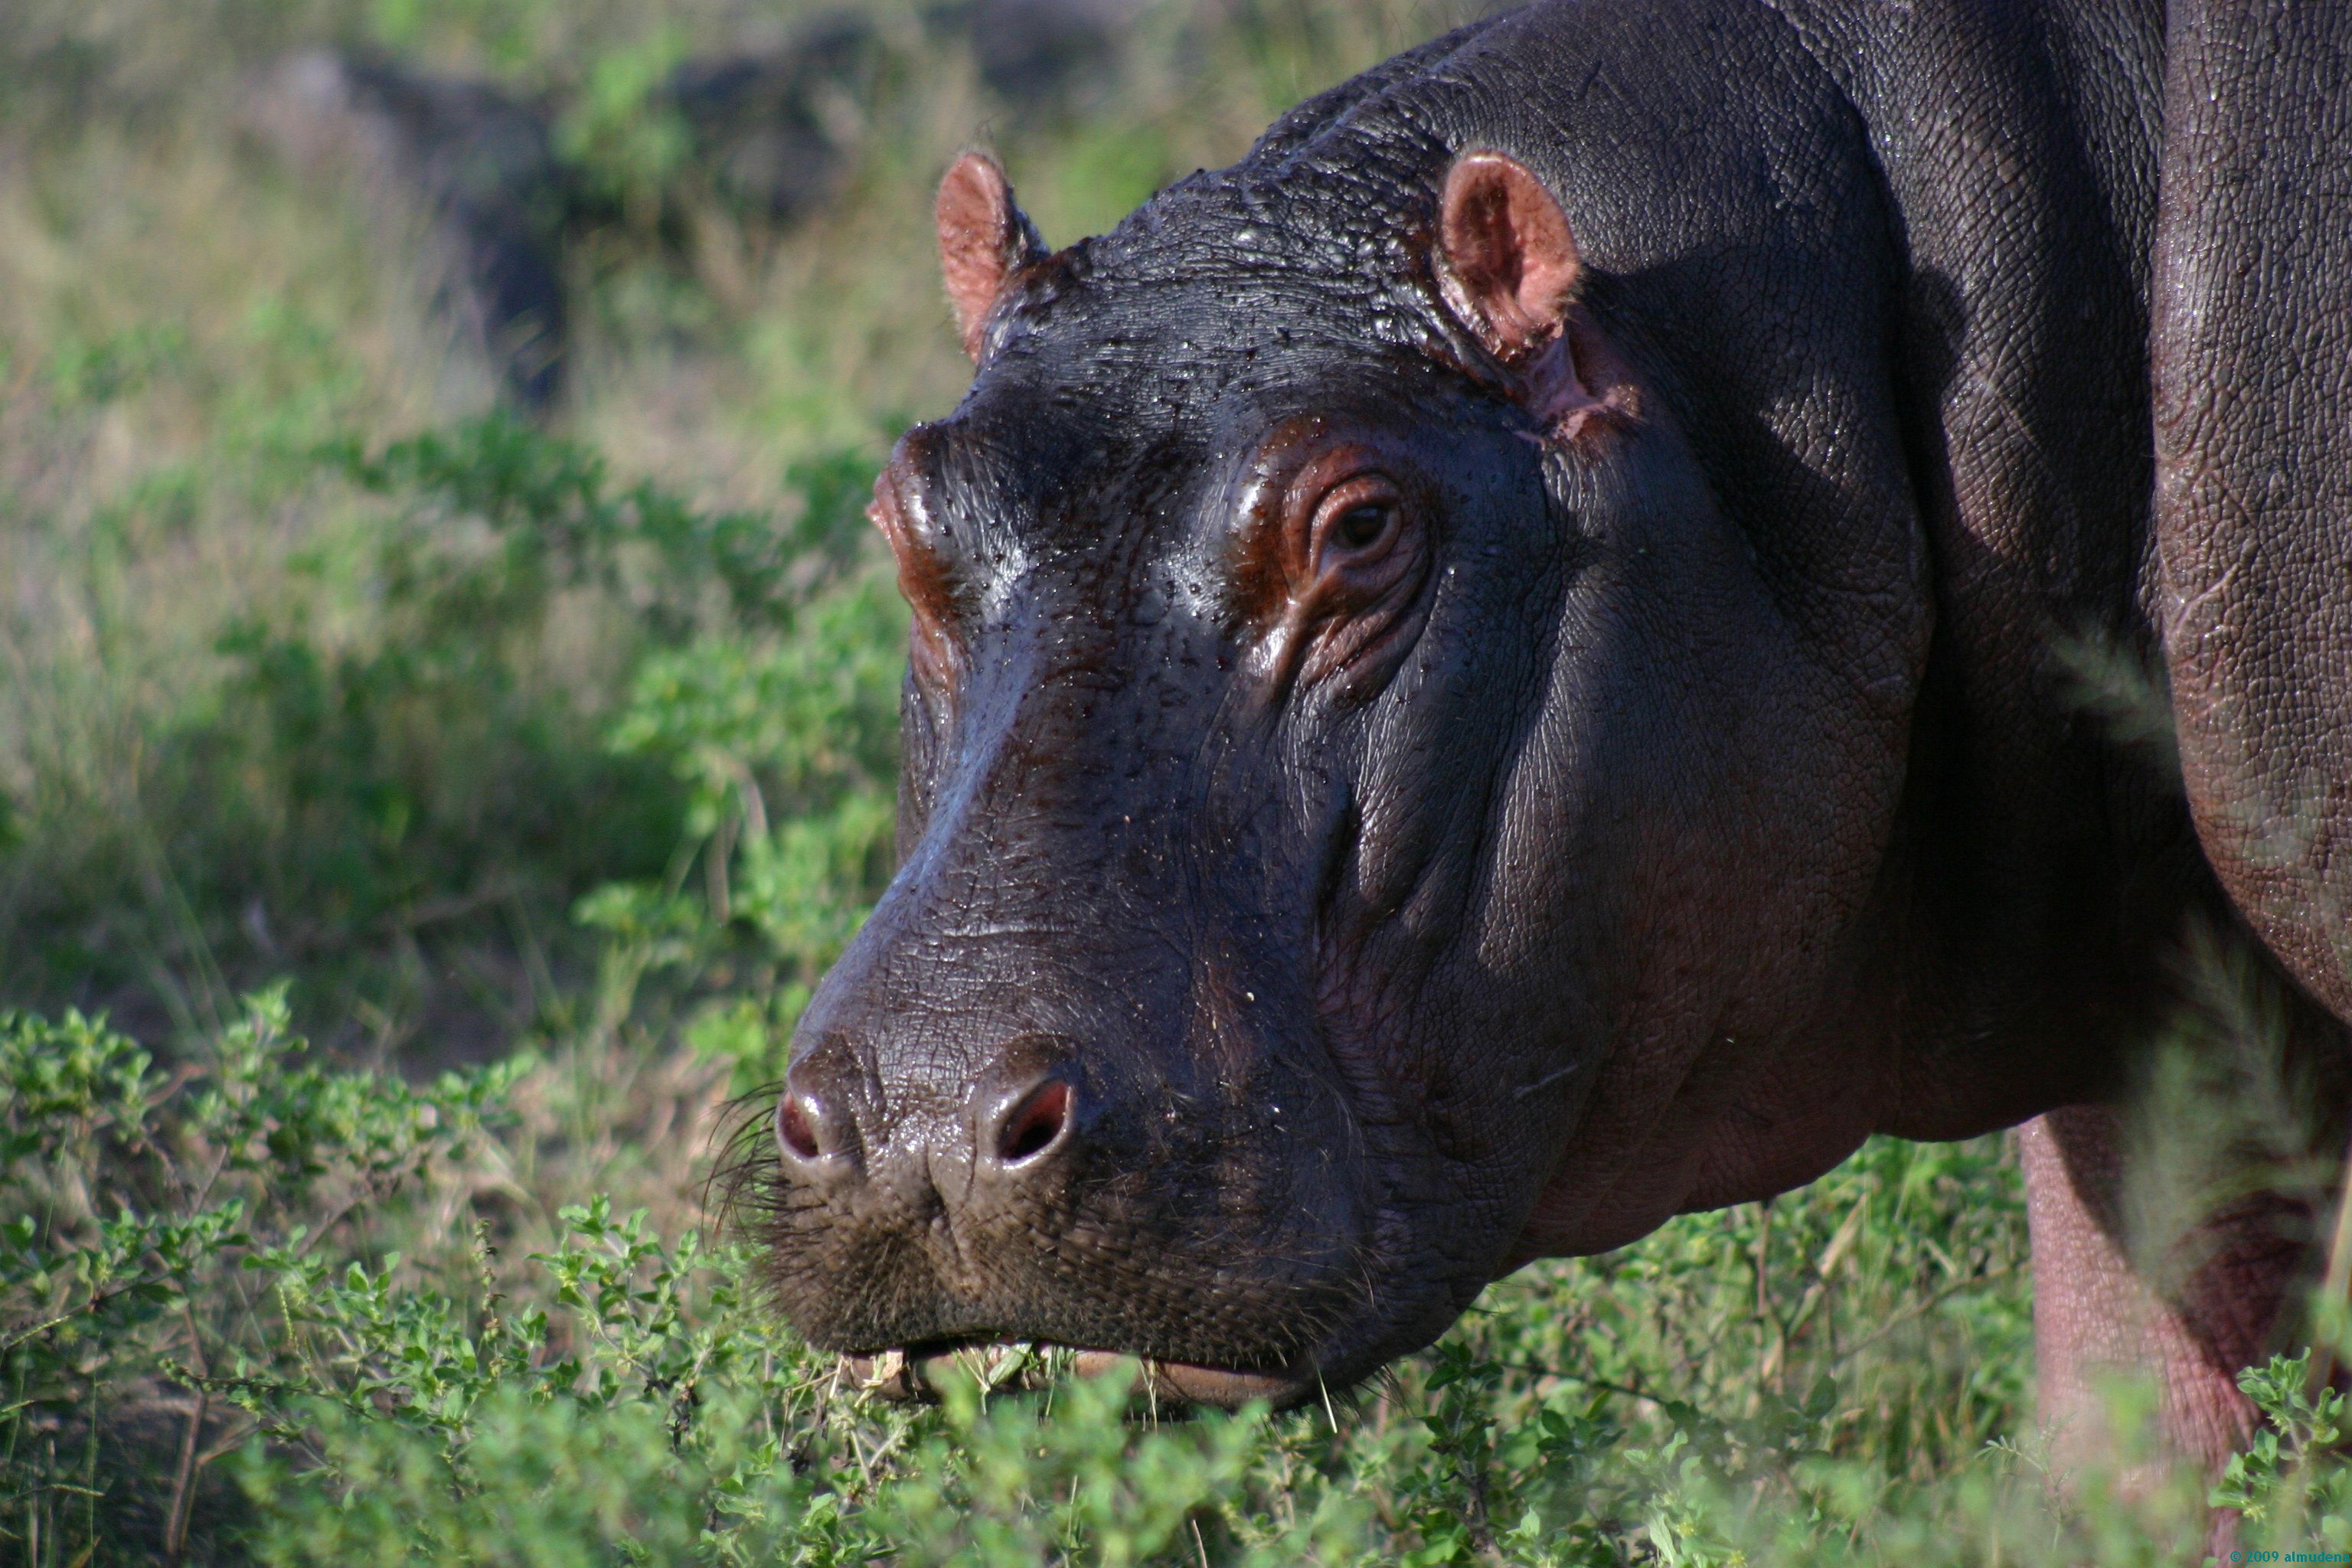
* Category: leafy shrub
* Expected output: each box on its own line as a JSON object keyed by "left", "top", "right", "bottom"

{"left": 46, "top": 325, "right": 193, "bottom": 409}
{"left": 554, "top": 31, "right": 697, "bottom": 237}
{"left": 205, "top": 415, "right": 879, "bottom": 942}
{"left": 10, "top": 994, "right": 2346, "bottom": 1566}
{"left": 0, "top": 997, "right": 1331, "bottom": 1566}
{"left": 2216, "top": 1352, "right": 2352, "bottom": 1549}
{"left": 0, "top": 990, "right": 518, "bottom": 1563}
{"left": 597, "top": 567, "right": 906, "bottom": 1089}
{"left": 0, "top": 412, "right": 893, "bottom": 1051}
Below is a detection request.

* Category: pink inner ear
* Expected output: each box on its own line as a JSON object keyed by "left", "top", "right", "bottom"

{"left": 1439, "top": 153, "right": 1583, "bottom": 361}
{"left": 936, "top": 153, "right": 1021, "bottom": 359}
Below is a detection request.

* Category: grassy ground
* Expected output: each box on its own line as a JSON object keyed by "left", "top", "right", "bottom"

{"left": 1, "top": 0, "right": 2346, "bottom": 1562}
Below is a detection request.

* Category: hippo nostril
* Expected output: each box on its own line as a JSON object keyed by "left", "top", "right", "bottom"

{"left": 778, "top": 1038, "right": 866, "bottom": 1175}
{"left": 776, "top": 1089, "right": 859, "bottom": 1174}
{"left": 994, "top": 1078, "right": 1073, "bottom": 1166}
{"left": 776, "top": 1095, "right": 824, "bottom": 1162}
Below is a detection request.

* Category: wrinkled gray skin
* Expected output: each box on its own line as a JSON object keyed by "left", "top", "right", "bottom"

{"left": 760, "top": 0, "right": 2352, "bottom": 1468}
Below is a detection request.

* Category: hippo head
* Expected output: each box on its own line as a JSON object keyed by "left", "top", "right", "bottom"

{"left": 753, "top": 134, "right": 1922, "bottom": 1403}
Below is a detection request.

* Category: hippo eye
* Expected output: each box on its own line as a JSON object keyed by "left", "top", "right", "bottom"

{"left": 1246, "top": 455, "right": 1432, "bottom": 698}
{"left": 1331, "top": 502, "right": 1394, "bottom": 552}
{"left": 868, "top": 467, "right": 965, "bottom": 690}
{"left": 1308, "top": 475, "right": 1406, "bottom": 572}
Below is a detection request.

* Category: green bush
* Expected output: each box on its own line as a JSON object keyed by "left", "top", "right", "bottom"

{"left": 0, "top": 990, "right": 520, "bottom": 1563}
{"left": 8, "top": 995, "right": 2346, "bottom": 1565}
{"left": 599, "top": 567, "right": 906, "bottom": 1091}
{"left": 0, "top": 410, "right": 894, "bottom": 1053}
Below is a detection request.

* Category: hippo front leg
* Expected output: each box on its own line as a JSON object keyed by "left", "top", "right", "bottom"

{"left": 2020, "top": 1109, "right": 2285, "bottom": 1476}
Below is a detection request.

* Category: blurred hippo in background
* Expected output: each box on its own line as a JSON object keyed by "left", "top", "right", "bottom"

{"left": 665, "top": 18, "right": 884, "bottom": 227}
{"left": 247, "top": 50, "right": 570, "bottom": 409}
{"left": 753, "top": 0, "right": 2352, "bottom": 1486}
{"left": 245, "top": 0, "right": 1197, "bottom": 409}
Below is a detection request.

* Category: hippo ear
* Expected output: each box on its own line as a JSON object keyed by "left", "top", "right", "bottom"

{"left": 1436, "top": 152, "right": 1583, "bottom": 362}
{"left": 1437, "top": 152, "right": 1625, "bottom": 437}
{"left": 937, "top": 152, "right": 1047, "bottom": 361}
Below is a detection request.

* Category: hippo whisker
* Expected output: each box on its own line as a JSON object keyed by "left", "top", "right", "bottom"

{"left": 1511, "top": 1063, "right": 1579, "bottom": 1102}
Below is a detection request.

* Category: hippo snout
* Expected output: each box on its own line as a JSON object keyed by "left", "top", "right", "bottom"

{"left": 773, "top": 1029, "right": 1083, "bottom": 1207}
{"left": 752, "top": 919, "right": 1382, "bottom": 1401}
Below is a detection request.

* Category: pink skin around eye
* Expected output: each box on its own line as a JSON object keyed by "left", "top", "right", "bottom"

{"left": 1246, "top": 448, "right": 1430, "bottom": 697}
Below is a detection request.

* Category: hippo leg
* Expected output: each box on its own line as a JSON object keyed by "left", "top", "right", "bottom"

{"left": 2141, "top": 0, "right": 2352, "bottom": 1517}
{"left": 2020, "top": 1108, "right": 2296, "bottom": 1475}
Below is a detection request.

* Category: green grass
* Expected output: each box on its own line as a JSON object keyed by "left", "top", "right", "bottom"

{"left": 1, "top": 0, "right": 2347, "bottom": 1562}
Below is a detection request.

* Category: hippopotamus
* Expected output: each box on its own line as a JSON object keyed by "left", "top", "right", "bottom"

{"left": 249, "top": 51, "right": 570, "bottom": 410}
{"left": 754, "top": 0, "right": 2352, "bottom": 1472}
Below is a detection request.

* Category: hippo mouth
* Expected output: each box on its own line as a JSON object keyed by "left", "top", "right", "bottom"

{"left": 842, "top": 1339, "right": 1314, "bottom": 1410}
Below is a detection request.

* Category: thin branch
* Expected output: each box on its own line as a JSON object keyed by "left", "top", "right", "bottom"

{"left": 165, "top": 1302, "right": 213, "bottom": 1564}
{"left": 0, "top": 1272, "right": 175, "bottom": 1357}
{"left": 162, "top": 1385, "right": 207, "bottom": 1563}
